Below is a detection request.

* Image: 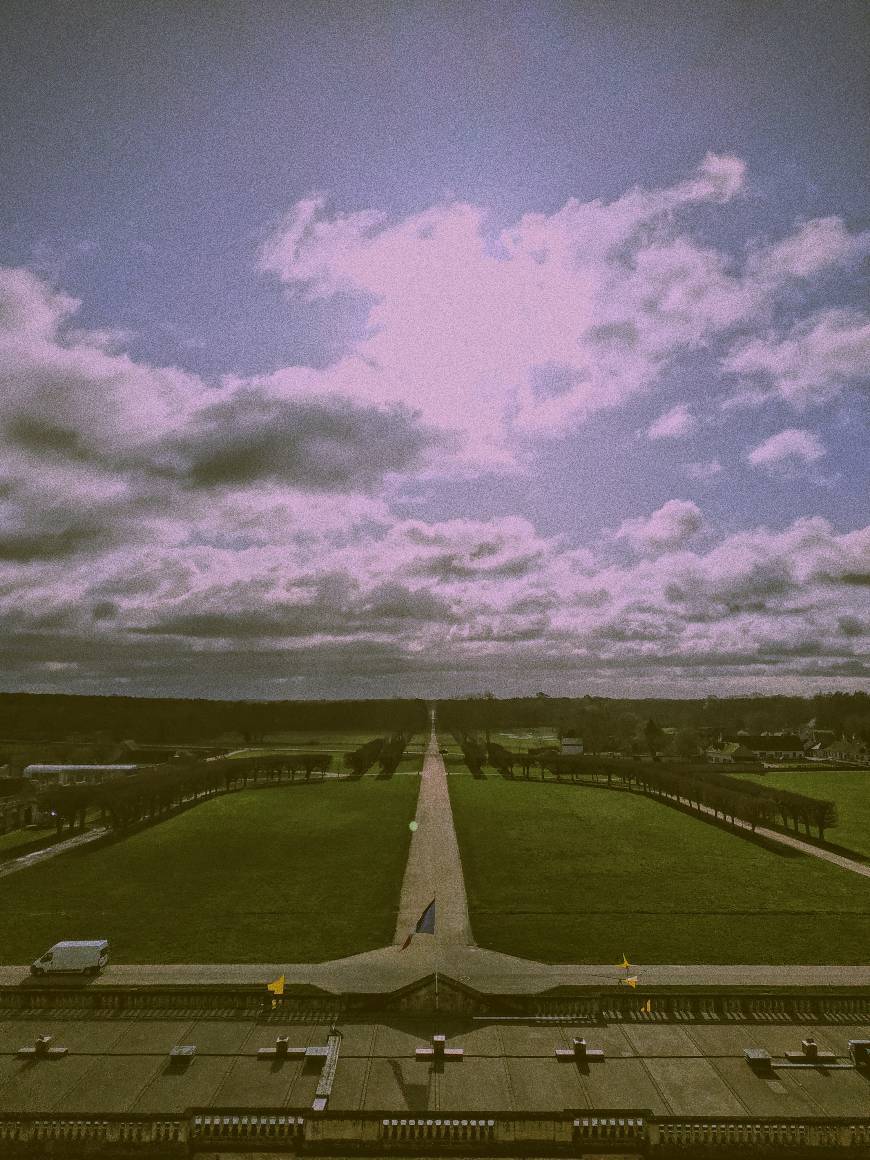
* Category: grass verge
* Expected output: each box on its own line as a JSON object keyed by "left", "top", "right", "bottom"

{"left": 0, "top": 779, "right": 418, "bottom": 964}
{"left": 449, "top": 778, "right": 870, "bottom": 964}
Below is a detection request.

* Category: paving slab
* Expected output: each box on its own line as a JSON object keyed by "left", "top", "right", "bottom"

{"left": 578, "top": 1058, "right": 667, "bottom": 1114}
{"left": 327, "top": 1056, "right": 368, "bottom": 1110}
{"left": 493, "top": 1022, "right": 579, "bottom": 1057}
{"left": 686, "top": 1023, "right": 857, "bottom": 1058}
{"left": 332, "top": 1022, "right": 376, "bottom": 1057}
{"left": 212, "top": 1056, "right": 301, "bottom": 1106}
{"left": 707, "top": 1058, "right": 824, "bottom": 1117}
{"left": 437, "top": 1056, "right": 512, "bottom": 1111}
{"left": 560, "top": 1023, "right": 637, "bottom": 1058}
{"left": 0, "top": 1017, "right": 128, "bottom": 1054}
{"left": 109, "top": 1019, "right": 196, "bottom": 1055}
{"left": 185, "top": 1019, "right": 258, "bottom": 1055}
{"left": 362, "top": 1057, "right": 433, "bottom": 1112}
{"left": 643, "top": 1057, "right": 748, "bottom": 1116}
{"left": 622, "top": 1023, "right": 704, "bottom": 1057}
{"left": 132, "top": 1055, "right": 234, "bottom": 1113}
{"left": 437, "top": 1020, "right": 503, "bottom": 1057}
{"left": 372, "top": 1021, "right": 434, "bottom": 1058}
{"left": 506, "top": 1056, "right": 586, "bottom": 1111}
{"left": 52, "top": 1055, "right": 162, "bottom": 1113}
{"left": 789, "top": 1064, "right": 870, "bottom": 1116}
{"left": 0, "top": 1054, "right": 97, "bottom": 1111}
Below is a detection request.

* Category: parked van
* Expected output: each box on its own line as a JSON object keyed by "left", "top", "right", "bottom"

{"left": 30, "top": 940, "right": 109, "bottom": 976}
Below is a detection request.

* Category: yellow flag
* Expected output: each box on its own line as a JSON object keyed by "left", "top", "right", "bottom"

{"left": 618, "top": 954, "right": 631, "bottom": 970}
{"left": 624, "top": 975, "right": 638, "bottom": 988}
{"left": 267, "top": 975, "right": 285, "bottom": 1007}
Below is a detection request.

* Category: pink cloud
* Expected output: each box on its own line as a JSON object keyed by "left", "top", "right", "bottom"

{"left": 647, "top": 403, "right": 695, "bottom": 439}
{"left": 748, "top": 428, "right": 826, "bottom": 469}
{"left": 724, "top": 308, "right": 870, "bottom": 408}
{"left": 613, "top": 500, "right": 705, "bottom": 553}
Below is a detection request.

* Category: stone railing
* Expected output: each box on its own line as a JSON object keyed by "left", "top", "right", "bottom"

{"left": 1, "top": 1110, "right": 869, "bottom": 1155}
{"left": 1, "top": 981, "right": 868, "bottom": 1024}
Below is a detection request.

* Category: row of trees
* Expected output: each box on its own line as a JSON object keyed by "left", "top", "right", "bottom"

{"left": 344, "top": 737, "right": 386, "bottom": 777}
{"left": 453, "top": 732, "right": 487, "bottom": 777}
{"left": 37, "top": 749, "right": 338, "bottom": 835}
{"left": 470, "top": 745, "right": 839, "bottom": 842}
{"left": 377, "top": 733, "right": 414, "bottom": 777}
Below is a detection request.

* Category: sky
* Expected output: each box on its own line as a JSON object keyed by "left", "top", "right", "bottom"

{"left": 0, "top": 0, "right": 868, "bottom": 700}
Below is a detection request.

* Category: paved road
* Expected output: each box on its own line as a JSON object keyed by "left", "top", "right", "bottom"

{"left": 0, "top": 826, "right": 108, "bottom": 879}
{"left": 393, "top": 723, "right": 473, "bottom": 949}
{"left": 2, "top": 954, "right": 868, "bottom": 992}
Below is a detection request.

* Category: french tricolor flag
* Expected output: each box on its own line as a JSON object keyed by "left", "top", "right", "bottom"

{"left": 401, "top": 898, "right": 436, "bottom": 950}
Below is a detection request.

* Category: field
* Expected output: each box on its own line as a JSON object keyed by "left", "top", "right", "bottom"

{"left": 223, "top": 731, "right": 425, "bottom": 773}
{"left": 449, "top": 778, "right": 870, "bottom": 964}
{"left": 490, "top": 728, "right": 559, "bottom": 751}
{"left": 733, "top": 768, "right": 870, "bottom": 859}
{"left": 0, "top": 779, "right": 418, "bottom": 964}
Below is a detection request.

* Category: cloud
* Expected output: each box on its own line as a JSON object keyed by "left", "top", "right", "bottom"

{"left": 613, "top": 500, "right": 705, "bottom": 553}
{"left": 747, "top": 216, "right": 870, "bottom": 281}
{"left": 748, "top": 428, "right": 826, "bottom": 469}
{"left": 258, "top": 155, "right": 769, "bottom": 451}
{"left": 154, "top": 387, "right": 447, "bottom": 494}
{"left": 646, "top": 403, "right": 695, "bottom": 440}
{"left": 683, "top": 460, "right": 723, "bottom": 481}
{"left": 723, "top": 309, "right": 870, "bottom": 407}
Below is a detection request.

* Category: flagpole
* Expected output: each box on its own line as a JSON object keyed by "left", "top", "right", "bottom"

{"left": 434, "top": 892, "right": 440, "bottom": 1013}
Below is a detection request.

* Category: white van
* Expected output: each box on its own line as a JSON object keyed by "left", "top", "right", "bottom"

{"left": 30, "top": 940, "right": 109, "bottom": 976}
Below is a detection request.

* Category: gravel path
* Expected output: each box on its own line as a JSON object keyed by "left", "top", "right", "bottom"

{"left": 393, "top": 722, "right": 473, "bottom": 948}
{"left": 0, "top": 826, "right": 108, "bottom": 879}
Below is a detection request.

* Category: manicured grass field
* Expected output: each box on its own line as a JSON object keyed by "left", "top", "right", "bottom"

{"left": 224, "top": 730, "right": 397, "bottom": 758}
{"left": 0, "top": 779, "right": 418, "bottom": 964}
{"left": 449, "top": 778, "right": 870, "bottom": 964}
{"left": 733, "top": 769, "right": 870, "bottom": 859}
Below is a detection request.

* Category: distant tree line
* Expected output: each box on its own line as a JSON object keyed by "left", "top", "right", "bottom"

{"left": 438, "top": 692, "right": 870, "bottom": 748}
{"left": 0, "top": 693, "right": 428, "bottom": 744}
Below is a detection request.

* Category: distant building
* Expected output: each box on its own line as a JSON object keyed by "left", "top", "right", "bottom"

{"left": 706, "top": 742, "right": 757, "bottom": 764}
{"left": 560, "top": 734, "right": 584, "bottom": 755}
{"left": 119, "top": 740, "right": 228, "bottom": 763}
{"left": 22, "top": 764, "right": 141, "bottom": 788}
{"left": 809, "top": 738, "right": 870, "bottom": 765}
{"left": 724, "top": 734, "right": 804, "bottom": 761}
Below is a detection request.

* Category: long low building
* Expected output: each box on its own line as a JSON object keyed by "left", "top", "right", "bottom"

{"left": 22, "top": 764, "right": 142, "bottom": 787}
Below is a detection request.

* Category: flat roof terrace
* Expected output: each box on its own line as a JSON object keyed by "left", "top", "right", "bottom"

{"left": 1, "top": 1011, "right": 867, "bottom": 1118}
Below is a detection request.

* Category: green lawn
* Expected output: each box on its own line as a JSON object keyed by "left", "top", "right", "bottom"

{"left": 733, "top": 769, "right": 870, "bottom": 859}
{"left": 0, "top": 779, "right": 418, "bottom": 964}
{"left": 449, "top": 778, "right": 870, "bottom": 964}
{"left": 0, "top": 825, "right": 57, "bottom": 860}
{"left": 224, "top": 730, "right": 393, "bottom": 759}
{"left": 490, "top": 728, "right": 559, "bottom": 751}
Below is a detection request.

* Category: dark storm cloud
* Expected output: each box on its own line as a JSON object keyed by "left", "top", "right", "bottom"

{"left": 152, "top": 389, "right": 447, "bottom": 494}
{"left": 128, "top": 575, "right": 457, "bottom": 641}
